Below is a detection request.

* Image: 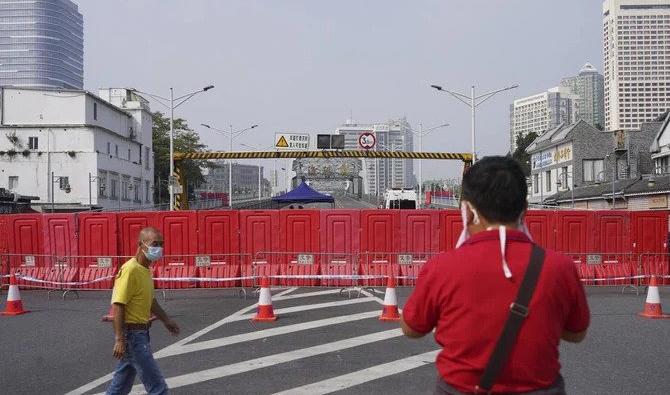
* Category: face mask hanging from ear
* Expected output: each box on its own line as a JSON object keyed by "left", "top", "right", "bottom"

{"left": 455, "top": 201, "right": 534, "bottom": 280}
{"left": 455, "top": 201, "right": 479, "bottom": 249}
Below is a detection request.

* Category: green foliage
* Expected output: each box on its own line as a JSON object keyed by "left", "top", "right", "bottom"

{"left": 511, "top": 132, "right": 538, "bottom": 176}
{"left": 152, "top": 112, "right": 210, "bottom": 203}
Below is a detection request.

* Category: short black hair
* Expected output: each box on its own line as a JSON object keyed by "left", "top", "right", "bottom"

{"left": 461, "top": 156, "right": 527, "bottom": 224}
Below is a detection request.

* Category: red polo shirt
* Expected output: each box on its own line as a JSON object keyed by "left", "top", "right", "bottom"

{"left": 403, "top": 229, "right": 590, "bottom": 394}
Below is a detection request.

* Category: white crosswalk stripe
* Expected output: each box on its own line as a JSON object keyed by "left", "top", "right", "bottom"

{"left": 72, "top": 287, "right": 434, "bottom": 395}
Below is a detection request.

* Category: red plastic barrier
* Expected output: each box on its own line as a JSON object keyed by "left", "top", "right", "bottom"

{"left": 359, "top": 260, "right": 399, "bottom": 287}
{"left": 632, "top": 212, "right": 668, "bottom": 254}
{"left": 280, "top": 210, "right": 320, "bottom": 286}
{"left": 361, "top": 210, "right": 399, "bottom": 255}
{"left": 42, "top": 267, "right": 79, "bottom": 289}
{"left": 154, "top": 266, "right": 197, "bottom": 289}
{"left": 155, "top": 211, "right": 198, "bottom": 267}
{"left": 78, "top": 213, "right": 118, "bottom": 268}
{"left": 197, "top": 210, "right": 240, "bottom": 257}
{"left": 117, "top": 212, "right": 158, "bottom": 258}
{"left": 11, "top": 267, "right": 45, "bottom": 289}
{"left": 525, "top": 211, "right": 555, "bottom": 250}
{"left": 321, "top": 260, "right": 355, "bottom": 287}
{"left": 247, "top": 263, "right": 280, "bottom": 287}
{"left": 280, "top": 262, "right": 320, "bottom": 286}
{"left": 320, "top": 210, "right": 360, "bottom": 255}
{"left": 438, "top": 210, "right": 462, "bottom": 252}
{"left": 241, "top": 211, "right": 279, "bottom": 286}
{"left": 639, "top": 255, "right": 670, "bottom": 285}
{"left": 400, "top": 210, "right": 439, "bottom": 254}
{"left": 399, "top": 262, "right": 424, "bottom": 286}
{"left": 6, "top": 214, "right": 44, "bottom": 267}
{"left": 576, "top": 263, "right": 595, "bottom": 286}
{"left": 199, "top": 265, "right": 241, "bottom": 288}
{"left": 78, "top": 267, "right": 115, "bottom": 289}
{"left": 592, "top": 211, "right": 630, "bottom": 253}
{"left": 554, "top": 211, "right": 592, "bottom": 253}
{"left": 43, "top": 213, "right": 78, "bottom": 258}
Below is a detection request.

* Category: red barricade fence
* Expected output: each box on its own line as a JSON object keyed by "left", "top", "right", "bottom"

{"left": 638, "top": 254, "right": 670, "bottom": 286}
{"left": 1, "top": 250, "right": 669, "bottom": 291}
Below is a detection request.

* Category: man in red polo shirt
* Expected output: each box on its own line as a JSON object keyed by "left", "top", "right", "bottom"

{"left": 402, "top": 156, "right": 589, "bottom": 395}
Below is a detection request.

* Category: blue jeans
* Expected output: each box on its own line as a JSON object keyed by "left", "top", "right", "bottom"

{"left": 106, "top": 330, "right": 167, "bottom": 395}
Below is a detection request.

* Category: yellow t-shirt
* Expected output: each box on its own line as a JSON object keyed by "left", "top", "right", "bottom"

{"left": 111, "top": 258, "right": 154, "bottom": 324}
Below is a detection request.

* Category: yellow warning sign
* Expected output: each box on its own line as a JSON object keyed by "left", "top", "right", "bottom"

{"left": 274, "top": 133, "right": 310, "bottom": 151}
{"left": 276, "top": 136, "right": 288, "bottom": 148}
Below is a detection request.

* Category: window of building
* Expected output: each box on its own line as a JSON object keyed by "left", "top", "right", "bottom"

{"left": 8, "top": 176, "right": 18, "bottom": 190}
{"left": 655, "top": 156, "right": 669, "bottom": 174}
{"left": 110, "top": 178, "right": 118, "bottom": 199}
{"left": 128, "top": 148, "right": 131, "bottom": 161}
{"left": 545, "top": 171, "right": 552, "bottom": 192}
{"left": 115, "top": 145, "right": 119, "bottom": 157}
{"left": 121, "top": 178, "right": 130, "bottom": 201}
{"left": 145, "top": 147, "right": 150, "bottom": 170}
{"left": 583, "top": 159, "right": 605, "bottom": 182}
{"left": 145, "top": 180, "right": 151, "bottom": 202}
{"left": 28, "top": 136, "right": 38, "bottom": 150}
{"left": 133, "top": 179, "right": 141, "bottom": 202}
{"left": 93, "top": 102, "right": 97, "bottom": 120}
{"left": 99, "top": 171, "right": 107, "bottom": 198}
{"left": 533, "top": 173, "right": 539, "bottom": 194}
{"left": 107, "top": 142, "right": 110, "bottom": 155}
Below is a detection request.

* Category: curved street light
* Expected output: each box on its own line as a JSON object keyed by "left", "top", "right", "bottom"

{"left": 130, "top": 84, "right": 215, "bottom": 210}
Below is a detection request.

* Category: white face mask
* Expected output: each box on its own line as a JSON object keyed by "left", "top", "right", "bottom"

{"left": 455, "top": 201, "right": 533, "bottom": 279}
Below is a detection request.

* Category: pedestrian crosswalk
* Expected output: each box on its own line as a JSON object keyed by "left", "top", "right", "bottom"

{"left": 69, "top": 287, "right": 438, "bottom": 395}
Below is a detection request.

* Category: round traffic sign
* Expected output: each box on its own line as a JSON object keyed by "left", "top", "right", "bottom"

{"left": 358, "top": 132, "right": 376, "bottom": 150}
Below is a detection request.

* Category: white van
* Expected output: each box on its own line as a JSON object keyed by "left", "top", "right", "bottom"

{"left": 384, "top": 188, "right": 417, "bottom": 209}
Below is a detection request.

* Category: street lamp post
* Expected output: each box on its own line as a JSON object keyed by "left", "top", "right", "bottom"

{"left": 130, "top": 84, "right": 214, "bottom": 211}
{"left": 430, "top": 83, "right": 518, "bottom": 162}
{"left": 557, "top": 170, "right": 575, "bottom": 208}
{"left": 410, "top": 122, "right": 449, "bottom": 207}
{"left": 88, "top": 172, "right": 105, "bottom": 210}
{"left": 201, "top": 123, "right": 258, "bottom": 208}
{"left": 51, "top": 172, "right": 71, "bottom": 213}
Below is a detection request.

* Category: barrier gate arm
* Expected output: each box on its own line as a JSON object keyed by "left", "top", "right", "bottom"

{"left": 172, "top": 150, "right": 473, "bottom": 210}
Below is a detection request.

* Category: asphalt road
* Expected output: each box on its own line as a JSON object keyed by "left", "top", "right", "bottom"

{"left": 1, "top": 287, "right": 669, "bottom": 394}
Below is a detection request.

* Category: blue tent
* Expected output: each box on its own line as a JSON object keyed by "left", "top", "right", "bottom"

{"left": 272, "top": 182, "right": 334, "bottom": 204}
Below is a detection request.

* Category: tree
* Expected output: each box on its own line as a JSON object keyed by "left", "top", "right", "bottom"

{"left": 511, "top": 132, "right": 538, "bottom": 176}
{"left": 152, "top": 112, "right": 210, "bottom": 204}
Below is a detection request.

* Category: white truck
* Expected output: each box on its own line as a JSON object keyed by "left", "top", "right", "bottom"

{"left": 383, "top": 188, "right": 417, "bottom": 209}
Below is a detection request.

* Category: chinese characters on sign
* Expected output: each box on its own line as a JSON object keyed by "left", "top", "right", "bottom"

{"left": 531, "top": 143, "right": 572, "bottom": 170}
{"left": 275, "top": 133, "right": 310, "bottom": 151}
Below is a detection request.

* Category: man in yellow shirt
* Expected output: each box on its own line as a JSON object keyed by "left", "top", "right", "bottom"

{"left": 106, "top": 227, "right": 179, "bottom": 395}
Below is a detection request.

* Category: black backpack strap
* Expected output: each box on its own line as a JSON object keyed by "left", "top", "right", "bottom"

{"left": 476, "top": 244, "right": 546, "bottom": 394}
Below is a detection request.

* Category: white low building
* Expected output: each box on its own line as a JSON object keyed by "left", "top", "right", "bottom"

{"left": 0, "top": 87, "right": 154, "bottom": 211}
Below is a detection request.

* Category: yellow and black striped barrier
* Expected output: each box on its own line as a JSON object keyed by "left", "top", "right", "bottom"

{"left": 173, "top": 151, "right": 473, "bottom": 161}
{"left": 172, "top": 150, "right": 472, "bottom": 210}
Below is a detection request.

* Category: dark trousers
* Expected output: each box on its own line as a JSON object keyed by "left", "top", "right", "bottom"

{"left": 434, "top": 375, "right": 566, "bottom": 395}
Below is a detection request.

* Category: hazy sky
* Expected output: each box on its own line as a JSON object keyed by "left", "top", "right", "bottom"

{"left": 78, "top": 0, "right": 603, "bottom": 179}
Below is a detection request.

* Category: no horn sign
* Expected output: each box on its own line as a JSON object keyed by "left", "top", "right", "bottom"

{"left": 358, "top": 132, "right": 376, "bottom": 150}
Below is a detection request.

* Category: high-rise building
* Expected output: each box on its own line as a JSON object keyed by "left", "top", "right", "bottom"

{"left": 0, "top": 0, "right": 84, "bottom": 89}
{"left": 560, "top": 63, "right": 606, "bottom": 128}
{"left": 336, "top": 118, "right": 415, "bottom": 195}
{"left": 509, "top": 86, "right": 579, "bottom": 152}
{"left": 603, "top": 0, "right": 670, "bottom": 131}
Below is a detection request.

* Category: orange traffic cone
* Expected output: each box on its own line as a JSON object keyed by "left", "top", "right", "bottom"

{"left": 102, "top": 305, "right": 158, "bottom": 322}
{"left": 639, "top": 276, "right": 670, "bottom": 319}
{"left": 2, "top": 274, "right": 29, "bottom": 316}
{"left": 253, "top": 276, "right": 277, "bottom": 322}
{"left": 379, "top": 275, "right": 400, "bottom": 321}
